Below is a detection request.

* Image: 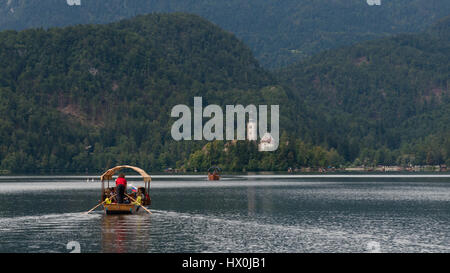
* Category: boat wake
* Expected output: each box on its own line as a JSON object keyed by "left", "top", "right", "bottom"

{"left": 148, "top": 209, "right": 450, "bottom": 252}
{"left": 0, "top": 212, "right": 100, "bottom": 231}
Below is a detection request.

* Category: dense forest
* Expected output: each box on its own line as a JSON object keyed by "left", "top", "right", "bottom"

{"left": 1, "top": 0, "right": 449, "bottom": 68}
{"left": 0, "top": 13, "right": 448, "bottom": 174}
{"left": 0, "top": 13, "right": 303, "bottom": 174}
{"left": 185, "top": 16, "right": 450, "bottom": 172}
{"left": 276, "top": 16, "right": 450, "bottom": 168}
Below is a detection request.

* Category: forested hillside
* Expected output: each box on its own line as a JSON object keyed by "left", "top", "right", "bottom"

{"left": 1, "top": 0, "right": 449, "bottom": 67}
{"left": 176, "top": 16, "right": 450, "bottom": 172}
{"left": 0, "top": 13, "right": 448, "bottom": 174}
{"left": 0, "top": 13, "right": 284, "bottom": 173}
{"left": 1, "top": 13, "right": 337, "bottom": 174}
{"left": 277, "top": 16, "right": 450, "bottom": 167}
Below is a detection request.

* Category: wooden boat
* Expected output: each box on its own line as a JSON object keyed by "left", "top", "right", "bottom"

{"left": 99, "top": 165, "right": 152, "bottom": 215}
{"left": 103, "top": 203, "right": 139, "bottom": 215}
{"left": 207, "top": 166, "right": 221, "bottom": 181}
{"left": 208, "top": 173, "right": 220, "bottom": 180}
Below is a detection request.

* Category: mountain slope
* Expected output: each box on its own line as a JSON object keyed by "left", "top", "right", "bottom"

{"left": 0, "top": 13, "right": 448, "bottom": 174}
{"left": 1, "top": 0, "right": 449, "bottom": 68}
{"left": 0, "top": 13, "right": 285, "bottom": 173}
{"left": 278, "top": 17, "right": 450, "bottom": 165}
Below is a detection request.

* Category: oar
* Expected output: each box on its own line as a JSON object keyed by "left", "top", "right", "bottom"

{"left": 85, "top": 194, "right": 117, "bottom": 214}
{"left": 125, "top": 193, "right": 152, "bottom": 214}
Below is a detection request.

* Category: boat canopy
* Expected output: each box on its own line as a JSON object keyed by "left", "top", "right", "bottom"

{"left": 208, "top": 166, "right": 222, "bottom": 173}
{"left": 100, "top": 165, "right": 151, "bottom": 183}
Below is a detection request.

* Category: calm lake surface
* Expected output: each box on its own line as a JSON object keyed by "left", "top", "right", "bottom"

{"left": 0, "top": 175, "right": 449, "bottom": 253}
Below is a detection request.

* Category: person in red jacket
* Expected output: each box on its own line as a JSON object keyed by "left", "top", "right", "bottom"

{"left": 115, "top": 173, "right": 127, "bottom": 204}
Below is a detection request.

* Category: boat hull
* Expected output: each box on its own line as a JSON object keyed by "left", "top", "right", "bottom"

{"left": 103, "top": 203, "right": 139, "bottom": 215}
{"left": 208, "top": 173, "right": 220, "bottom": 180}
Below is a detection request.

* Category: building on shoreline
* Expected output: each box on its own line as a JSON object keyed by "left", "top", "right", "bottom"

{"left": 258, "top": 133, "right": 276, "bottom": 151}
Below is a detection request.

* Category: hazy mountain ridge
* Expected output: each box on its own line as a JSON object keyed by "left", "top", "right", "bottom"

{"left": 1, "top": 0, "right": 449, "bottom": 68}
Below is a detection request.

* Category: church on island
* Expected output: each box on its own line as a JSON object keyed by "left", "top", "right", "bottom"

{"left": 247, "top": 118, "right": 277, "bottom": 152}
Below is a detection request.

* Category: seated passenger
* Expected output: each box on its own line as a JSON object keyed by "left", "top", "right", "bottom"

{"left": 133, "top": 188, "right": 144, "bottom": 205}
{"left": 108, "top": 188, "right": 117, "bottom": 203}
{"left": 104, "top": 188, "right": 112, "bottom": 204}
{"left": 105, "top": 196, "right": 112, "bottom": 205}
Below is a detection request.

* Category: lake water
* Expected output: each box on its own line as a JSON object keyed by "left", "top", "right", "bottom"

{"left": 0, "top": 175, "right": 449, "bottom": 253}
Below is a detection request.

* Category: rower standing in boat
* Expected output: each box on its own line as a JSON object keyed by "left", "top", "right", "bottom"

{"left": 115, "top": 173, "right": 127, "bottom": 204}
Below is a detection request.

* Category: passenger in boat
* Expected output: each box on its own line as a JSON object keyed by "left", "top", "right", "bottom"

{"left": 133, "top": 188, "right": 145, "bottom": 205}
{"left": 104, "top": 188, "right": 112, "bottom": 204}
{"left": 131, "top": 188, "right": 144, "bottom": 212}
{"left": 115, "top": 173, "right": 127, "bottom": 204}
{"left": 108, "top": 188, "right": 117, "bottom": 203}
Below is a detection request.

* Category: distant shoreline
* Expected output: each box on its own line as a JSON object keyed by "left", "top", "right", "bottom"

{"left": 0, "top": 171, "right": 449, "bottom": 178}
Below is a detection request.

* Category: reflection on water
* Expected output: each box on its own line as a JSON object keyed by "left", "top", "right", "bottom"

{"left": 101, "top": 215, "right": 151, "bottom": 253}
{"left": 0, "top": 175, "right": 449, "bottom": 253}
